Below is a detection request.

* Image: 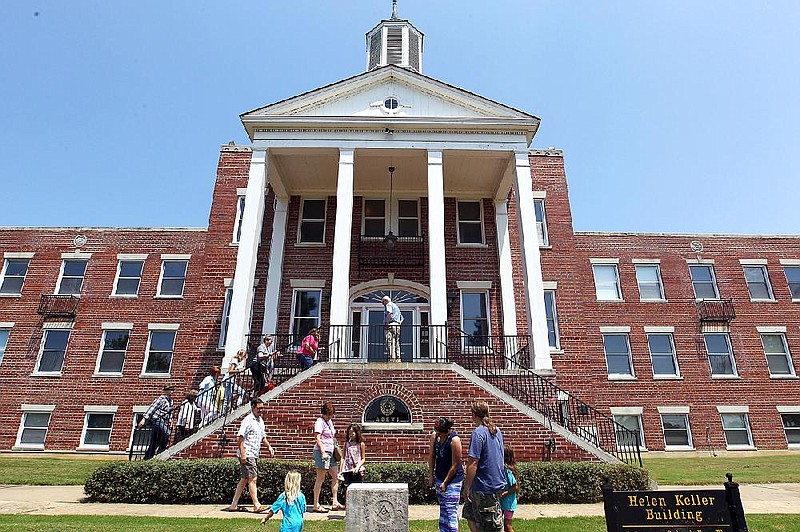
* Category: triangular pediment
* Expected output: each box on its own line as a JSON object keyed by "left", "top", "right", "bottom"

{"left": 241, "top": 65, "right": 537, "bottom": 124}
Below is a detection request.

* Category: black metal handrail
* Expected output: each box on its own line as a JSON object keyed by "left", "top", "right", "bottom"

{"left": 357, "top": 234, "right": 426, "bottom": 272}
{"left": 447, "top": 327, "right": 642, "bottom": 466}
{"left": 37, "top": 294, "right": 79, "bottom": 318}
{"left": 326, "top": 324, "right": 448, "bottom": 362}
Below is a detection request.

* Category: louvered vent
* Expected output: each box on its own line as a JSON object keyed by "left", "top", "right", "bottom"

{"left": 408, "top": 33, "right": 420, "bottom": 72}
{"left": 369, "top": 31, "right": 382, "bottom": 70}
{"left": 386, "top": 26, "right": 403, "bottom": 65}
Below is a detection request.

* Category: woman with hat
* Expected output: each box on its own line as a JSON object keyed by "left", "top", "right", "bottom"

{"left": 427, "top": 416, "right": 464, "bottom": 532}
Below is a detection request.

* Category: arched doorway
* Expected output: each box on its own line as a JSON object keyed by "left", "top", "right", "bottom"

{"left": 349, "top": 288, "right": 430, "bottom": 362}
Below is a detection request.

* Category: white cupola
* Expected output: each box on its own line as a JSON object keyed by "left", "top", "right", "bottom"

{"left": 365, "top": 0, "right": 424, "bottom": 73}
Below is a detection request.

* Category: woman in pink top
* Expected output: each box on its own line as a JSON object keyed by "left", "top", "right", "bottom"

{"left": 297, "top": 328, "right": 320, "bottom": 370}
{"left": 312, "top": 401, "right": 343, "bottom": 512}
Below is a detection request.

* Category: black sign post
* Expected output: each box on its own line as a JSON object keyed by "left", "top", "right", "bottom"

{"left": 602, "top": 473, "right": 748, "bottom": 532}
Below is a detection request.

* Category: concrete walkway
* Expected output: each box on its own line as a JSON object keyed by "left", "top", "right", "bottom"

{"left": 0, "top": 484, "right": 799, "bottom": 520}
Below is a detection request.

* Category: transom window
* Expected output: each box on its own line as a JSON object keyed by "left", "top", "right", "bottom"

{"left": 17, "top": 410, "right": 52, "bottom": 449}
{"left": 0, "top": 259, "right": 29, "bottom": 295}
{"left": 461, "top": 291, "right": 489, "bottom": 348}
{"left": 57, "top": 259, "right": 87, "bottom": 295}
{"left": 689, "top": 264, "right": 719, "bottom": 300}
{"left": 457, "top": 201, "right": 485, "bottom": 245}
{"left": 635, "top": 264, "right": 665, "bottom": 300}
{"left": 144, "top": 330, "right": 176, "bottom": 375}
{"left": 603, "top": 333, "right": 633, "bottom": 377}
{"left": 704, "top": 333, "right": 736, "bottom": 377}
{"left": 661, "top": 414, "right": 692, "bottom": 448}
{"left": 761, "top": 333, "right": 795, "bottom": 377}
{"left": 114, "top": 260, "right": 144, "bottom": 296}
{"left": 96, "top": 330, "right": 130, "bottom": 375}
{"left": 81, "top": 412, "right": 114, "bottom": 448}
{"left": 158, "top": 260, "right": 188, "bottom": 297}
{"left": 36, "top": 329, "right": 71, "bottom": 374}
{"left": 720, "top": 412, "right": 753, "bottom": 447}
{"left": 291, "top": 289, "right": 321, "bottom": 338}
{"left": 544, "top": 291, "right": 559, "bottom": 349}
{"left": 743, "top": 265, "right": 774, "bottom": 300}
{"left": 592, "top": 264, "right": 622, "bottom": 301}
{"left": 647, "top": 333, "right": 679, "bottom": 377}
{"left": 784, "top": 266, "right": 800, "bottom": 300}
{"left": 781, "top": 413, "right": 800, "bottom": 446}
{"left": 534, "top": 199, "right": 548, "bottom": 246}
{"left": 299, "top": 199, "right": 326, "bottom": 243}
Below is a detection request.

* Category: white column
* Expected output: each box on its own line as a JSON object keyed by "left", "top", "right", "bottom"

{"left": 513, "top": 151, "right": 552, "bottom": 370}
{"left": 224, "top": 149, "right": 268, "bottom": 368}
{"left": 261, "top": 197, "right": 288, "bottom": 335}
{"left": 427, "top": 150, "right": 447, "bottom": 326}
{"left": 495, "top": 199, "right": 519, "bottom": 366}
{"left": 329, "top": 149, "right": 354, "bottom": 326}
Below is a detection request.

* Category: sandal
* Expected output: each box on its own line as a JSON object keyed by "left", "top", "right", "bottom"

{"left": 312, "top": 506, "right": 330, "bottom": 513}
{"left": 331, "top": 504, "right": 346, "bottom": 511}
{"left": 221, "top": 506, "right": 247, "bottom": 512}
{"left": 253, "top": 505, "right": 268, "bottom": 513}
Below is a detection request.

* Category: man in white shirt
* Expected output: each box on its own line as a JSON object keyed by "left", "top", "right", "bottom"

{"left": 382, "top": 295, "right": 404, "bottom": 362}
{"left": 224, "top": 399, "right": 275, "bottom": 512}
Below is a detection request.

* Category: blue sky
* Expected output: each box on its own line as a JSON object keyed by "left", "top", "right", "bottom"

{"left": 1, "top": 1, "right": 798, "bottom": 234}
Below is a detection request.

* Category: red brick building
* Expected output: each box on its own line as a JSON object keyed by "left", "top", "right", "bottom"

{"left": 1, "top": 9, "right": 798, "bottom": 461}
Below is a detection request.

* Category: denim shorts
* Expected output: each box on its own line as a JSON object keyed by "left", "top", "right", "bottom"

{"left": 313, "top": 446, "right": 339, "bottom": 469}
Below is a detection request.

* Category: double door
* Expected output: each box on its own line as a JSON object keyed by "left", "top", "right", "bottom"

{"left": 349, "top": 307, "right": 430, "bottom": 362}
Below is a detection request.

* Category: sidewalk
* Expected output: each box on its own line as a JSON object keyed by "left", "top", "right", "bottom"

{"left": 1, "top": 484, "right": 799, "bottom": 520}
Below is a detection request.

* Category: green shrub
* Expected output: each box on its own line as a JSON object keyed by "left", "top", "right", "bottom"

{"left": 84, "top": 459, "right": 649, "bottom": 505}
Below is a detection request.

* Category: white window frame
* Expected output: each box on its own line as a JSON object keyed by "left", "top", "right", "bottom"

{"left": 780, "top": 260, "right": 800, "bottom": 301}
{"left": 297, "top": 198, "right": 327, "bottom": 245}
{"left": 78, "top": 406, "right": 118, "bottom": 451}
{"left": 758, "top": 328, "right": 796, "bottom": 378}
{"left": 0, "top": 255, "right": 32, "bottom": 296}
{"left": 703, "top": 332, "right": 738, "bottom": 378}
{"left": 14, "top": 404, "right": 55, "bottom": 450}
{"left": 156, "top": 255, "right": 190, "bottom": 298}
{"left": 645, "top": 328, "right": 680, "bottom": 378}
{"left": 218, "top": 280, "right": 234, "bottom": 350}
{"left": 289, "top": 288, "right": 322, "bottom": 338}
{"left": 591, "top": 260, "right": 623, "bottom": 301}
{"left": 634, "top": 261, "right": 665, "bottom": 301}
{"left": 141, "top": 324, "right": 179, "bottom": 377}
{"left": 55, "top": 257, "right": 89, "bottom": 296}
{"left": 362, "top": 198, "right": 387, "bottom": 238}
{"left": 94, "top": 323, "right": 133, "bottom": 377}
{"left": 740, "top": 260, "right": 775, "bottom": 301}
{"left": 777, "top": 406, "right": 800, "bottom": 448}
{"left": 33, "top": 324, "right": 72, "bottom": 376}
{"left": 232, "top": 190, "right": 246, "bottom": 244}
{"left": 396, "top": 198, "right": 420, "bottom": 237}
{"left": 716, "top": 406, "right": 754, "bottom": 449}
{"left": 688, "top": 263, "right": 720, "bottom": 301}
{"left": 0, "top": 322, "right": 12, "bottom": 366}
{"left": 112, "top": 254, "right": 147, "bottom": 298}
{"left": 533, "top": 197, "right": 549, "bottom": 247}
{"left": 610, "top": 407, "right": 646, "bottom": 450}
{"left": 601, "top": 327, "right": 634, "bottom": 379}
{"left": 543, "top": 289, "right": 560, "bottom": 350}
{"left": 456, "top": 200, "right": 486, "bottom": 246}
{"left": 460, "top": 290, "right": 491, "bottom": 352}
{"left": 658, "top": 406, "right": 694, "bottom": 450}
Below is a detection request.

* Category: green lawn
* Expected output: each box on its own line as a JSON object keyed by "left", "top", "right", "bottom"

{"left": 0, "top": 515, "right": 796, "bottom": 532}
{"left": 0, "top": 456, "right": 117, "bottom": 485}
{"left": 643, "top": 454, "right": 800, "bottom": 485}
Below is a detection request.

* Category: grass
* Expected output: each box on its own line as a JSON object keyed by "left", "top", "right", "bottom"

{"left": 0, "top": 515, "right": 797, "bottom": 532}
{"left": 643, "top": 454, "right": 800, "bottom": 485}
{"left": 0, "top": 456, "right": 117, "bottom": 485}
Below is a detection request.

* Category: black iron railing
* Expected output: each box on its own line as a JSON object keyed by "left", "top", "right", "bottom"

{"left": 357, "top": 234, "right": 425, "bottom": 272}
{"left": 447, "top": 327, "right": 642, "bottom": 466}
{"left": 37, "top": 294, "right": 79, "bottom": 319}
{"left": 697, "top": 299, "right": 736, "bottom": 323}
{"left": 326, "top": 324, "right": 448, "bottom": 362}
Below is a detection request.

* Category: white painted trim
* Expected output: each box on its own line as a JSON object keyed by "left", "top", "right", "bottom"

{"left": 779, "top": 259, "right": 800, "bottom": 266}
{"left": 224, "top": 278, "right": 233, "bottom": 287}
{"left": 132, "top": 406, "right": 148, "bottom": 414}
{"left": 21, "top": 404, "right": 56, "bottom": 412}
{"left": 610, "top": 406, "right": 643, "bottom": 415}
{"left": 776, "top": 406, "right": 800, "bottom": 414}
{"left": 495, "top": 199, "right": 517, "bottom": 339}
{"left": 42, "top": 322, "right": 73, "bottom": 329}
{"left": 657, "top": 406, "right": 690, "bottom": 414}
{"left": 589, "top": 257, "right": 620, "bottom": 264}
{"left": 155, "top": 258, "right": 188, "bottom": 298}
{"left": 160, "top": 254, "right": 192, "bottom": 260}
{"left": 290, "top": 279, "right": 327, "bottom": 288}
{"left": 716, "top": 405, "right": 749, "bottom": 414}
{"left": 3, "top": 252, "right": 35, "bottom": 259}
{"left": 456, "top": 281, "right": 492, "bottom": 290}
{"left": 542, "top": 281, "right": 558, "bottom": 290}
{"left": 532, "top": 190, "right": 547, "bottom": 199}
{"left": 259, "top": 196, "right": 287, "bottom": 341}
{"left": 0, "top": 321, "right": 15, "bottom": 328}
{"left": 455, "top": 199, "right": 486, "bottom": 246}
{"left": 296, "top": 197, "right": 328, "bottom": 245}
{"left": 600, "top": 326, "right": 631, "bottom": 333}
{"left": 757, "top": 325, "right": 787, "bottom": 333}
{"left": 739, "top": 258, "right": 768, "bottom": 265}
{"left": 644, "top": 326, "right": 675, "bottom": 333}
{"left": 101, "top": 322, "right": 134, "bottom": 330}
{"left": 427, "top": 150, "right": 447, "bottom": 326}
{"left": 61, "top": 252, "right": 92, "bottom": 259}
{"left": 148, "top": 323, "right": 180, "bottom": 331}
{"left": 84, "top": 405, "right": 119, "bottom": 413}
{"left": 117, "top": 253, "right": 148, "bottom": 260}
{"left": 329, "top": 149, "right": 354, "bottom": 326}
{"left": 685, "top": 258, "right": 715, "bottom": 264}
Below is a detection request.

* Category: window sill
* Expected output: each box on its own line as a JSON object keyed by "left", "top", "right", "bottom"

{"left": 456, "top": 243, "right": 488, "bottom": 248}
{"left": 639, "top": 299, "right": 668, "bottom": 303}
{"left": 11, "top": 445, "right": 45, "bottom": 451}
{"left": 30, "top": 371, "right": 63, "bottom": 378}
{"left": 608, "top": 375, "right": 637, "bottom": 381}
{"left": 653, "top": 375, "right": 683, "bottom": 380}
{"left": 725, "top": 445, "right": 757, "bottom": 451}
{"left": 0, "top": 293, "right": 22, "bottom": 298}
{"left": 664, "top": 446, "right": 695, "bottom": 452}
{"left": 710, "top": 375, "right": 741, "bottom": 380}
{"left": 549, "top": 349, "right": 564, "bottom": 355}
{"left": 362, "top": 422, "right": 424, "bottom": 432}
{"left": 93, "top": 372, "right": 124, "bottom": 378}
{"left": 539, "top": 245, "right": 552, "bottom": 250}
{"left": 596, "top": 298, "right": 625, "bottom": 303}
{"left": 749, "top": 299, "right": 777, "bottom": 303}
{"left": 228, "top": 242, "right": 240, "bottom": 247}
{"left": 54, "top": 293, "right": 81, "bottom": 298}
{"left": 139, "top": 373, "right": 172, "bottom": 379}
{"left": 76, "top": 446, "right": 110, "bottom": 452}
{"left": 110, "top": 294, "right": 139, "bottom": 299}
{"left": 154, "top": 295, "right": 184, "bottom": 300}
{"left": 769, "top": 374, "right": 799, "bottom": 380}
{"left": 295, "top": 242, "right": 326, "bottom": 247}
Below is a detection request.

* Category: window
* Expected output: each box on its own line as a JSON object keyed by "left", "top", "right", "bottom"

{"left": 113, "top": 260, "right": 144, "bottom": 296}
{"left": 534, "top": 199, "right": 548, "bottom": 246}
{"left": 761, "top": 333, "right": 795, "bottom": 377}
{"left": 457, "top": 201, "right": 484, "bottom": 245}
{"left": 647, "top": 333, "right": 679, "bottom": 377}
{"left": 544, "top": 291, "right": 559, "bottom": 349}
{"left": 720, "top": 412, "right": 753, "bottom": 447}
{"left": 603, "top": 333, "right": 633, "bottom": 377}
{"left": 704, "top": 333, "right": 736, "bottom": 376}
{"left": 81, "top": 411, "right": 115, "bottom": 448}
{"left": 781, "top": 412, "right": 800, "bottom": 446}
{"left": 397, "top": 200, "right": 419, "bottom": 237}
{"left": 363, "top": 199, "right": 386, "bottom": 237}
{"left": 689, "top": 264, "right": 719, "bottom": 300}
{"left": 613, "top": 414, "right": 645, "bottom": 449}
{"left": 218, "top": 287, "right": 233, "bottom": 349}
{"left": 158, "top": 260, "right": 188, "bottom": 297}
{"left": 232, "top": 194, "right": 246, "bottom": 243}
{"left": 299, "top": 199, "right": 326, "bottom": 243}
{"left": 0, "top": 326, "right": 9, "bottom": 365}
{"left": 635, "top": 264, "right": 664, "bottom": 300}
{"left": 592, "top": 264, "right": 622, "bottom": 301}
{"left": 461, "top": 291, "right": 490, "bottom": 348}
{"left": 784, "top": 266, "right": 800, "bottom": 300}
{"left": 290, "top": 290, "right": 321, "bottom": 338}
{"left": 0, "top": 259, "right": 29, "bottom": 295}
{"left": 57, "top": 259, "right": 87, "bottom": 295}
{"left": 743, "top": 265, "right": 774, "bottom": 300}
{"left": 16, "top": 409, "right": 53, "bottom": 449}
{"left": 143, "top": 329, "right": 177, "bottom": 375}
{"left": 96, "top": 329, "right": 130, "bottom": 375}
{"left": 35, "top": 328, "right": 71, "bottom": 374}
{"left": 661, "top": 414, "right": 692, "bottom": 448}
